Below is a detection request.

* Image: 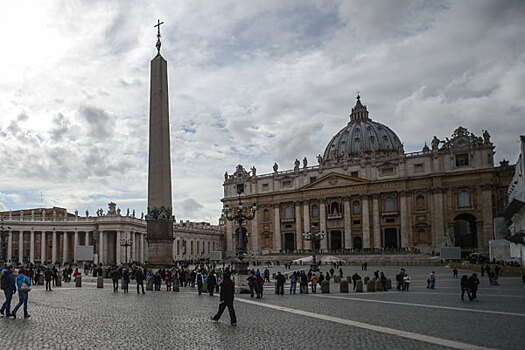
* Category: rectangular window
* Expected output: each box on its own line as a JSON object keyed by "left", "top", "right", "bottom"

{"left": 191, "top": 241, "right": 194, "bottom": 254}
{"left": 458, "top": 191, "right": 470, "bottom": 207}
{"left": 386, "top": 218, "right": 395, "bottom": 223}
{"left": 380, "top": 167, "right": 394, "bottom": 176}
{"left": 285, "top": 224, "right": 292, "bottom": 229}
{"left": 414, "top": 163, "right": 424, "bottom": 172}
{"left": 353, "top": 220, "right": 361, "bottom": 225}
{"left": 197, "top": 241, "right": 200, "bottom": 254}
{"left": 262, "top": 183, "right": 269, "bottom": 191}
{"left": 455, "top": 153, "right": 469, "bottom": 167}
{"left": 282, "top": 180, "right": 292, "bottom": 188}
{"left": 177, "top": 241, "right": 180, "bottom": 256}
{"left": 310, "top": 177, "right": 317, "bottom": 183}
{"left": 351, "top": 171, "right": 359, "bottom": 177}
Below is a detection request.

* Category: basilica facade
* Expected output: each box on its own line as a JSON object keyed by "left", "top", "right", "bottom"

{"left": 222, "top": 96, "right": 513, "bottom": 256}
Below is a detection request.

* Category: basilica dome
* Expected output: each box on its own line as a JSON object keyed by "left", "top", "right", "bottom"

{"left": 322, "top": 96, "right": 403, "bottom": 162}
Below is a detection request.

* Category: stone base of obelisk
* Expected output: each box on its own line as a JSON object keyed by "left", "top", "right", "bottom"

{"left": 146, "top": 240, "right": 174, "bottom": 266}
{"left": 233, "top": 260, "right": 251, "bottom": 294}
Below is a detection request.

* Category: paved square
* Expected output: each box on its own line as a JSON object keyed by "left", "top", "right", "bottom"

{"left": 1, "top": 265, "right": 523, "bottom": 350}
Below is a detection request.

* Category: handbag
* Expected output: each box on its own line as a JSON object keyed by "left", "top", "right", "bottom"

{"left": 21, "top": 281, "right": 31, "bottom": 292}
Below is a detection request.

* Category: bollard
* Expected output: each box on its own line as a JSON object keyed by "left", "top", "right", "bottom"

{"left": 173, "top": 279, "right": 180, "bottom": 292}
{"left": 38, "top": 274, "right": 44, "bottom": 285}
{"left": 75, "top": 276, "right": 82, "bottom": 287}
{"left": 356, "top": 280, "right": 364, "bottom": 293}
{"left": 321, "top": 280, "right": 330, "bottom": 294}
{"left": 334, "top": 275, "right": 341, "bottom": 283}
{"left": 367, "top": 280, "right": 375, "bottom": 292}
{"left": 146, "top": 280, "right": 153, "bottom": 291}
{"left": 97, "top": 276, "right": 104, "bottom": 288}
{"left": 346, "top": 276, "right": 352, "bottom": 283}
{"left": 56, "top": 274, "right": 62, "bottom": 287}
{"left": 386, "top": 279, "right": 392, "bottom": 290}
{"left": 339, "top": 280, "right": 349, "bottom": 293}
{"left": 364, "top": 276, "right": 370, "bottom": 284}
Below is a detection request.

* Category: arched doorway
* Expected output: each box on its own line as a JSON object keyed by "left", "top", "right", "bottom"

{"left": 384, "top": 228, "right": 398, "bottom": 249}
{"left": 353, "top": 237, "right": 362, "bottom": 250}
{"left": 454, "top": 214, "right": 477, "bottom": 249}
{"left": 330, "top": 230, "right": 342, "bottom": 251}
{"left": 284, "top": 233, "right": 295, "bottom": 252}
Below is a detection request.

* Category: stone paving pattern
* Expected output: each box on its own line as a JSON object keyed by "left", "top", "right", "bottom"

{"left": 0, "top": 265, "right": 523, "bottom": 350}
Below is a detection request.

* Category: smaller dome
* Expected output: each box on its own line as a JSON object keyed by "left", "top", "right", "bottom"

{"left": 322, "top": 96, "right": 403, "bottom": 162}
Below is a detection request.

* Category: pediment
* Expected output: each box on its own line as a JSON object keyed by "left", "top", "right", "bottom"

{"left": 301, "top": 172, "right": 368, "bottom": 190}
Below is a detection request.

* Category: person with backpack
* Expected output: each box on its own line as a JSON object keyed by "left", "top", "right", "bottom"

{"left": 289, "top": 272, "right": 297, "bottom": 294}
{"left": 1, "top": 266, "right": 16, "bottom": 317}
{"left": 275, "top": 271, "right": 285, "bottom": 295}
{"left": 11, "top": 267, "right": 31, "bottom": 318}
{"left": 135, "top": 268, "right": 145, "bottom": 294}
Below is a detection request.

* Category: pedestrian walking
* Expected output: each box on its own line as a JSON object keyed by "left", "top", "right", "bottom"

{"left": 453, "top": 268, "right": 458, "bottom": 279}
{"left": 44, "top": 267, "right": 52, "bottom": 291}
{"left": 460, "top": 275, "right": 472, "bottom": 301}
{"left": 135, "top": 268, "right": 145, "bottom": 294}
{"left": 211, "top": 272, "right": 237, "bottom": 326}
{"left": 403, "top": 274, "right": 411, "bottom": 291}
{"left": 247, "top": 270, "right": 255, "bottom": 298}
{"left": 122, "top": 269, "right": 130, "bottom": 293}
{"left": 289, "top": 272, "right": 297, "bottom": 294}
{"left": 196, "top": 270, "right": 204, "bottom": 295}
{"left": 351, "top": 272, "right": 361, "bottom": 290}
{"left": 427, "top": 271, "right": 436, "bottom": 289}
{"left": 254, "top": 271, "right": 264, "bottom": 299}
{"left": 11, "top": 268, "right": 31, "bottom": 318}
{"left": 1, "top": 265, "right": 16, "bottom": 317}
{"left": 275, "top": 272, "right": 285, "bottom": 295}
{"left": 469, "top": 273, "right": 480, "bottom": 300}
{"left": 111, "top": 269, "right": 120, "bottom": 293}
{"left": 208, "top": 270, "right": 217, "bottom": 296}
{"left": 310, "top": 273, "right": 318, "bottom": 293}
{"left": 480, "top": 265, "right": 485, "bottom": 276}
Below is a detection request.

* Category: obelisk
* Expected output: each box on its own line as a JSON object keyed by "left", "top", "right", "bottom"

{"left": 146, "top": 20, "right": 174, "bottom": 265}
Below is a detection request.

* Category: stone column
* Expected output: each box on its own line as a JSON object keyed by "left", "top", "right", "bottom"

{"left": 140, "top": 234, "right": 144, "bottom": 263}
{"left": 98, "top": 230, "right": 104, "bottom": 264}
{"left": 295, "top": 202, "right": 303, "bottom": 251}
{"left": 343, "top": 197, "right": 352, "bottom": 249}
{"left": 7, "top": 231, "right": 13, "bottom": 261}
{"left": 372, "top": 196, "right": 381, "bottom": 248}
{"left": 251, "top": 213, "right": 259, "bottom": 253}
{"left": 362, "top": 196, "right": 371, "bottom": 249}
{"left": 40, "top": 232, "right": 46, "bottom": 263}
{"left": 130, "top": 232, "right": 135, "bottom": 262}
{"left": 226, "top": 219, "right": 234, "bottom": 254}
{"left": 52, "top": 231, "right": 57, "bottom": 264}
{"left": 30, "top": 231, "right": 35, "bottom": 264}
{"left": 116, "top": 231, "right": 121, "bottom": 264}
{"left": 432, "top": 188, "right": 445, "bottom": 249}
{"left": 74, "top": 231, "right": 79, "bottom": 261}
{"left": 320, "top": 200, "right": 328, "bottom": 252}
{"left": 302, "top": 201, "right": 311, "bottom": 250}
{"left": 273, "top": 204, "right": 281, "bottom": 253}
{"left": 18, "top": 231, "right": 24, "bottom": 262}
{"left": 400, "top": 192, "right": 409, "bottom": 248}
{"left": 481, "top": 185, "right": 494, "bottom": 250}
{"left": 63, "top": 232, "right": 69, "bottom": 263}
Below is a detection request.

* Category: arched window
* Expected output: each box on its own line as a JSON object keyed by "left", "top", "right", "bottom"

{"left": 458, "top": 191, "right": 470, "bottom": 208}
{"left": 353, "top": 201, "right": 361, "bottom": 214}
{"left": 263, "top": 209, "right": 269, "bottom": 220}
{"left": 416, "top": 195, "right": 425, "bottom": 210}
{"left": 284, "top": 206, "right": 293, "bottom": 219}
{"left": 312, "top": 205, "right": 319, "bottom": 218}
{"left": 385, "top": 197, "right": 395, "bottom": 212}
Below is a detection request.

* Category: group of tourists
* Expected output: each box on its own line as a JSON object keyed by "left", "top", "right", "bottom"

{"left": 1, "top": 265, "right": 32, "bottom": 318}
{"left": 460, "top": 273, "right": 480, "bottom": 301}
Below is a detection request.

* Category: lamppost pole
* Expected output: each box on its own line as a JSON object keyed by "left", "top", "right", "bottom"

{"left": 222, "top": 183, "right": 256, "bottom": 274}
{"left": 120, "top": 232, "right": 133, "bottom": 265}
{"left": 302, "top": 231, "right": 325, "bottom": 272}
{"left": 0, "top": 218, "right": 12, "bottom": 264}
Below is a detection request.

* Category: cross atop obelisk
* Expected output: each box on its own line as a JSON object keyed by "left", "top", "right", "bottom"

{"left": 154, "top": 19, "right": 164, "bottom": 54}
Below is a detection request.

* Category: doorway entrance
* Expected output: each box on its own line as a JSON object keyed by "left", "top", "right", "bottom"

{"left": 384, "top": 228, "right": 398, "bottom": 249}
{"left": 284, "top": 233, "right": 295, "bottom": 252}
{"left": 330, "top": 230, "right": 343, "bottom": 250}
{"left": 454, "top": 214, "right": 477, "bottom": 249}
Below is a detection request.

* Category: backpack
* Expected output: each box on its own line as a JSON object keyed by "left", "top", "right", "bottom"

{"left": 1, "top": 271, "right": 9, "bottom": 290}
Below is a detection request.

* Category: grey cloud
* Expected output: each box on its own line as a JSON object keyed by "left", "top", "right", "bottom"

{"left": 79, "top": 106, "right": 115, "bottom": 139}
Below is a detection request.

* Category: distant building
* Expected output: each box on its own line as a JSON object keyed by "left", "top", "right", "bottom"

{"left": 0, "top": 202, "right": 223, "bottom": 265}
{"left": 505, "top": 135, "right": 525, "bottom": 265}
{"left": 222, "top": 96, "right": 512, "bottom": 257}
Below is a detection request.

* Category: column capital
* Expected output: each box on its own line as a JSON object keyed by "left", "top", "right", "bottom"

{"left": 302, "top": 199, "right": 310, "bottom": 206}
{"left": 343, "top": 195, "right": 351, "bottom": 202}
{"left": 399, "top": 191, "right": 409, "bottom": 197}
{"left": 361, "top": 194, "right": 369, "bottom": 200}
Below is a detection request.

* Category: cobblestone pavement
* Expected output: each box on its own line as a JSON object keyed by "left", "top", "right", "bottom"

{"left": 0, "top": 266, "right": 523, "bottom": 350}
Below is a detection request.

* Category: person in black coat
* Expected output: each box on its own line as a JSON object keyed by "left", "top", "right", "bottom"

{"left": 275, "top": 272, "right": 285, "bottom": 295}
{"left": 111, "top": 269, "right": 120, "bottom": 293}
{"left": 207, "top": 271, "right": 217, "bottom": 296}
{"left": 468, "top": 273, "right": 480, "bottom": 300}
{"left": 135, "top": 268, "right": 145, "bottom": 294}
{"left": 211, "top": 272, "right": 237, "bottom": 325}
{"left": 44, "top": 268, "right": 52, "bottom": 291}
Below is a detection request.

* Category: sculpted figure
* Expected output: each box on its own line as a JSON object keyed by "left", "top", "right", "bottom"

{"left": 483, "top": 130, "right": 491, "bottom": 144}
{"left": 251, "top": 166, "right": 256, "bottom": 177}
{"left": 317, "top": 154, "right": 323, "bottom": 164}
{"left": 86, "top": 210, "right": 89, "bottom": 217}
{"left": 273, "top": 162, "right": 278, "bottom": 172}
{"left": 224, "top": 171, "right": 228, "bottom": 181}
{"left": 294, "top": 159, "right": 300, "bottom": 171}
{"left": 303, "top": 157, "right": 307, "bottom": 168}
{"left": 431, "top": 136, "right": 440, "bottom": 151}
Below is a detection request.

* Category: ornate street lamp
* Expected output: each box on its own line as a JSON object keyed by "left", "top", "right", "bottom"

{"left": 120, "top": 232, "right": 133, "bottom": 265}
{"left": 302, "top": 231, "right": 325, "bottom": 272}
{"left": 0, "top": 218, "right": 12, "bottom": 264}
{"left": 222, "top": 183, "right": 256, "bottom": 275}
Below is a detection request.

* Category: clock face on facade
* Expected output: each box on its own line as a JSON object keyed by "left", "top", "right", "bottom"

{"left": 455, "top": 136, "right": 468, "bottom": 147}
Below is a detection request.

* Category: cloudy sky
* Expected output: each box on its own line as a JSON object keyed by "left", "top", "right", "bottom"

{"left": 0, "top": 0, "right": 524, "bottom": 223}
